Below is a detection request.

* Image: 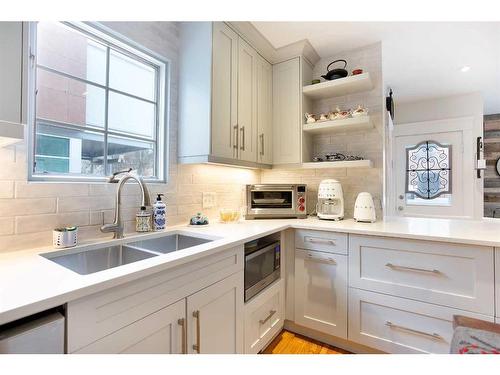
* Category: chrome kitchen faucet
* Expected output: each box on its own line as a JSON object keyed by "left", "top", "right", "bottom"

{"left": 100, "top": 168, "right": 151, "bottom": 239}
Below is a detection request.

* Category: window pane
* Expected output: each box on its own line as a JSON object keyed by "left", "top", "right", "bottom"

{"left": 36, "top": 134, "right": 69, "bottom": 157}
{"left": 35, "top": 123, "right": 105, "bottom": 176}
{"left": 107, "top": 136, "right": 155, "bottom": 178}
{"left": 37, "top": 69, "right": 106, "bottom": 128}
{"left": 109, "top": 49, "right": 156, "bottom": 101}
{"left": 108, "top": 92, "right": 155, "bottom": 138}
{"left": 35, "top": 157, "right": 69, "bottom": 174}
{"left": 37, "top": 22, "right": 107, "bottom": 85}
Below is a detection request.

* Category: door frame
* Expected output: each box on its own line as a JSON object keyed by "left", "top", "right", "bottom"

{"left": 388, "top": 116, "right": 482, "bottom": 219}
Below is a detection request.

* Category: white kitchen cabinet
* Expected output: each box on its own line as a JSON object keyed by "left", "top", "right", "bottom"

{"left": 272, "top": 57, "right": 301, "bottom": 165}
{"left": 349, "top": 288, "right": 493, "bottom": 354}
{"left": 237, "top": 38, "right": 258, "bottom": 162}
{"left": 179, "top": 22, "right": 272, "bottom": 168}
{"left": 244, "top": 279, "right": 284, "bottom": 354}
{"left": 67, "top": 246, "right": 243, "bottom": 353}
{"left": 294, "top": 248, "right": 348, "bottom": 339}
{"left": 496, "top": 248, "right": 500, "bottom": 319}
{"left": 295, "top": 229, "right": 348, "bottom": 254}
{"left": 349, "top": 235, "right": 495, "bottom": 315}
{"left": 187, "top": 271, "right": 244, "bottom": 354}
{"left": 74, "top": 299, "right": 186, "bottom": 354}
{"left": 0, "top": 22, "right": 23, "bottom": 125}
{"left": 257, "top": 55, "right": 273, "bottom": 164}
{"left": 211, "top": 22, "right": 239, "bottom": 160}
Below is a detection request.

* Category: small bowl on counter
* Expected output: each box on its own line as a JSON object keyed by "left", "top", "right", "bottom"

{"left": 219, "top": 208, "right": 241, "bottom": 223}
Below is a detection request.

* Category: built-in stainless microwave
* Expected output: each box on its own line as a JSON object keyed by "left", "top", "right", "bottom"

{"left": 244, "top": 238, "right": 281, "bottom": 302}
{"left": 246, "top": 184, "right": 307, "bottom": 219}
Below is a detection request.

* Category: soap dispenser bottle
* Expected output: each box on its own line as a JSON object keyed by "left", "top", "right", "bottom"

{"left": 153, "top": 193, "right": 166, "bottom": 231}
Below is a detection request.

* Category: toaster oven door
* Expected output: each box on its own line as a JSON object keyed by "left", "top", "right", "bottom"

{"left": 247, "top": 185, "right": 296, "bottom": 216}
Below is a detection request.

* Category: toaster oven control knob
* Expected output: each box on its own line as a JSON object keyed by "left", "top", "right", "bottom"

{"left": 298, "top": 197, "right": 305, "bottom": 204}
{"left": 298, "top": 205, "right": 305, "bottom": 212}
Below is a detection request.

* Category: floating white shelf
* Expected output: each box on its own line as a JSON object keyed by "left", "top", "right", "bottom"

{"left": 301, "top": 160, "right": 373, "bottom": 169}
{"left": 302, "top": 73, "right": 374, "bottom": 100}
{"left": 303, "top": 116, "right": 372, "bottom": 135}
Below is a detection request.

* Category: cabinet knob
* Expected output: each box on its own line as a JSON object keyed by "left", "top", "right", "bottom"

{"left": 397, "top": 206, "right": 404, "bottom": 211}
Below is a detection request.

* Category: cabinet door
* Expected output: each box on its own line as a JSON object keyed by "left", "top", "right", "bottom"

{"left": 0, "top": 22, "right": 23, "bottom": 124}
{"left": 187, "top": 271, "right": 244, "bottom": 354}
{"left": 294, "top": 249, "right": 347, "bottom": 339}
{"left": 257, "top": 55, "right": 273, "bottom": 164}
{"left": 74, "top": 299, "right": 186, "bottom": 354}
{"left": 211, "top": 22, "right": 238, "bottom": 159}
{"left": 272, "top": 58, "right": 301, "bottom": 165}
{"left": 237, "top": 38, "right": 258, "bottom": 162}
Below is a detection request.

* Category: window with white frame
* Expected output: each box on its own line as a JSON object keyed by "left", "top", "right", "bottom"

{"left": 29, "top": 21, "right": 168, "bottom": 181}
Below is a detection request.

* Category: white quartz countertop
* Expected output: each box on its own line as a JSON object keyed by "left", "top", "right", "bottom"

{"left": 2, "top": 215, "right": 500, "bottom": 325}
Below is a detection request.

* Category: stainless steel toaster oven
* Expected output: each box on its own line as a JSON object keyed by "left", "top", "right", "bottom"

{"left": 245, "top": 184, "right": 307, "bottom": 219}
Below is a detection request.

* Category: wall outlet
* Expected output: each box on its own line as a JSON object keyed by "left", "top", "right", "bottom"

{"left": 202, "top": 192, "right": 216, "bottom": 209}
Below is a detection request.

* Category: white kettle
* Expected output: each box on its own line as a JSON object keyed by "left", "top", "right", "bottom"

{"left": 353, "top": 192, "right": 376, "bottom": 223}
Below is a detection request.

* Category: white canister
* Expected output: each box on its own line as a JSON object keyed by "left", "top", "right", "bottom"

{"left": 53, "top": 227, "right": 78, "bottom": 248}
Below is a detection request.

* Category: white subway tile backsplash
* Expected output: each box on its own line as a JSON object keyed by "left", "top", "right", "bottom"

{"left": 15, "top": 212, "right": 90, "bottom": 234}
{"left": 15, "top": 182, "right": 89, "bottom": 198}
{"left": 0, "top": 198, "right": 57, "bottom": 217}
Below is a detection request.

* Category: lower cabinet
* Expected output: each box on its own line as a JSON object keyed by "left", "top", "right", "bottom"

{"left": 75, "top": 299, "right": 186, "bottom": 354}
{"left": 244, "top": 279, "right": 284, "bottom": 354}
{"left": 187, "top": 272, "right": 244, "bottom": 354}
{"left": 348, "top": 288, "right": 494, "bottom": 354}
{"left": 294, "top": 248, "right": 347, "bottom": 339}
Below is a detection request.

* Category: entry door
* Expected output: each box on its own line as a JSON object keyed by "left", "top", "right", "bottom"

{"left": 393, "top": 117, "right": 475, "bottom": 218}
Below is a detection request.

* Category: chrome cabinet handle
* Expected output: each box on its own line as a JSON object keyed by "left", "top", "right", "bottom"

{"left": 177, "top": 318, "right": 187, "bottom": 354}
{"left": 192, "top": 310, "right": 201, "bottom": 353}
{"left": 385, "top": 263, "right": 441, "bottom": 275}
{"left": 385, "top": 321, "right": 444, "bottom": 341}
{"left": 259, "top": 134, "right": 264, "bottom": 156}
{"left": 233, "top": 124, "right": 238, "bottom": 150}
{"left": 305, "top": 237, "right": 336, "bottom": 245}
{"left": 259, "top": 310, "right": 277, "bottom": 325}
{"left": 240, "top": 126, "right": 245, "bottom": 150}
{"left": 307, "top": 253, "right": 337, "bottom": 264}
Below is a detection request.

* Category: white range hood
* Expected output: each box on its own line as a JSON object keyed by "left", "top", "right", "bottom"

{"left": 0, "top": 120, "right": 24, "bottom": 147}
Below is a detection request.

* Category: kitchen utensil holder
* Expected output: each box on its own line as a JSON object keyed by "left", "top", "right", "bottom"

{"left": 53, "top": 227, "right": 78, "bottom": 248}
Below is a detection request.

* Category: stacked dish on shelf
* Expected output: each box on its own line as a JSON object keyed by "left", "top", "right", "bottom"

{"left": 304, "top": 105, "right": 368, "bottom": 125}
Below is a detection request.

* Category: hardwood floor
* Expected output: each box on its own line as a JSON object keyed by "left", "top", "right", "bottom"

{"left": 261, "top": 330, "right": 351, "bottom": 354}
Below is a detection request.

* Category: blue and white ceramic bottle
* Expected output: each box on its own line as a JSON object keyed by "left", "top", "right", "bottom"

{"left": 153, "top": 193, "right": 166, "bottom": 231}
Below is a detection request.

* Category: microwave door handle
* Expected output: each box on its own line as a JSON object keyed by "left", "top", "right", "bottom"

{"left": 245, "top": 243, "right": 279, "bottom": 261}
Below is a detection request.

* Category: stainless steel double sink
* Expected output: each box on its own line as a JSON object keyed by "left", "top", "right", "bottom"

{"left": 40, "top": 232, "right": 217, "bottom": 275}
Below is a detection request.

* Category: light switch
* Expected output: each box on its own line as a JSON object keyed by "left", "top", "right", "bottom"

{"left": 202, "top": 192, "right": 216, "bottom": 208}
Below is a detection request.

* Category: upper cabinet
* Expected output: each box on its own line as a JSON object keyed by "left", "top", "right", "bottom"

{"left": 178, "top": 22, "right": 272, "bottom": 168}
{"left": 256, "top": 55, "right": 273, "bottom": 164}
{"left": 272, "top": 58, "right": 301, "bottom": 165}
{"left": 0, "top": 22, "right": 25, "bottom": 147}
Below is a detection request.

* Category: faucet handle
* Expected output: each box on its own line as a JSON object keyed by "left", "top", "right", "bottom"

{"left": 108, "top": 168, "right": 133, "bottom": 182}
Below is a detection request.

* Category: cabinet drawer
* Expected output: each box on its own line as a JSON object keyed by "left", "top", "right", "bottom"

{"left": 349, "top": 235, "right": 494, "bottom": 315}
{"left": 67, "top": 246, "right": 243, "bottom": 352}
{"left": 295, "top": 230, "right": 347, "bottom": 254}
{"left": 74, "top": 299, "right": 185, "bottom": 354}
{"left": 244, "top": 279, "right": 284, "bottom": 354}
{"left": 349, "top": 288, "right": 493, "bottom": 354}
{"left": 294, "top": 249, "right": 347, "bottom": 338}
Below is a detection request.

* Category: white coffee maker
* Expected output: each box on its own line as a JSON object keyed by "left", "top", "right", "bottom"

{"left": 317, "top": 179, "right": 344, "bottom": 220}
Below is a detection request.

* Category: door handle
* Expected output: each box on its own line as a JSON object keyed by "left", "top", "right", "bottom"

{"left": 307, "top": 253, "right": 337, "bottom": 264}
{"left": 177, "top": 318, "right": 187, "bottom": 354}
{"left": 385, "top": 263, "right": 441, "bottom": 275}
{"left": 385, "top": 321, "right": 444, "bottom": 341}
{"left": 192, "top": 310, "right": 201, "bottom": 353}
{"left": 240, "top": 126, "right": 245, "bottom": 151}
{"left": 305, "top": 237, "right": 335, "bottom": 245}
{"left": 233, "top": 125, "right": 238, "bottom": 150}
{"left": 259, "top": 310, "right": 276, "bottom": 325}
{"left": 259, "top": 134, "right": 264, "bottom": 156}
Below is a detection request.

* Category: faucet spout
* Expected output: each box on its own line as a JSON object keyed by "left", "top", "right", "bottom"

{"left": 100, "top": 171, "right": 151, "bottom": 239}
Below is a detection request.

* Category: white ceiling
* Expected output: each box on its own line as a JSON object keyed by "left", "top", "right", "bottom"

{"left": 252, "top": 22, "right": 500, "bottom": 114}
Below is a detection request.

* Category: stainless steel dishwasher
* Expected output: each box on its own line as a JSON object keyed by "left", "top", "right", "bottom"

{"left": 0, "top": 309, "right": 65, "bottom": 354}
